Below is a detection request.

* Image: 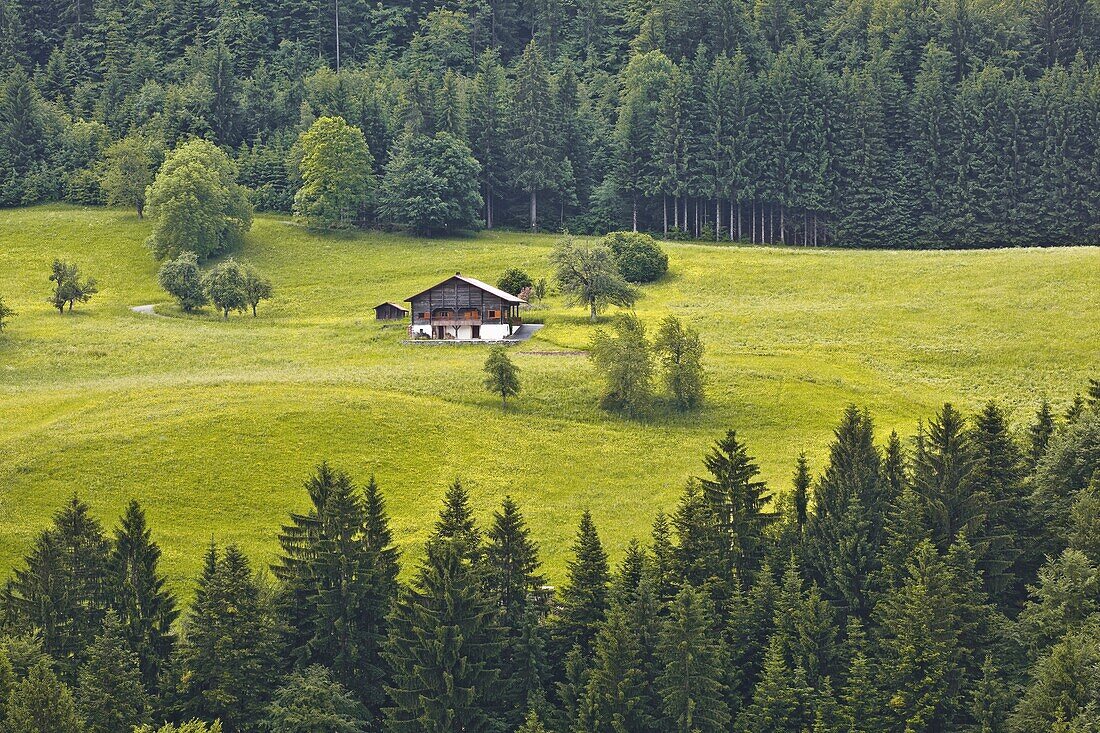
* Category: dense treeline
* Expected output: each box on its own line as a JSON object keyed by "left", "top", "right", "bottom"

{"left": 1, "top": 380, "right": 1098, "bottom": 731}
{"left": 0, "top": 0, "right": 1099, "bottom": 245}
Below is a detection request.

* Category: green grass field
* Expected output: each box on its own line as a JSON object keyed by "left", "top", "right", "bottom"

{"left": 1, "top": 205, "right": 1097, "bottom": 592}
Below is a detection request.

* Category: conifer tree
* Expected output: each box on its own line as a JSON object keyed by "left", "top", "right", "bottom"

{"left": 739, "top": 636, "right": 816, "bottom": 733}
{"left": 470, "top": 49, "right": 508, "bottom": 228}
{"left": 174, "top": 543, "right": 282, "bottom": 731}
{"left": 383, "top": 539, "right": 503, "bottom": 733}
{"left": 1027, "top": 398, "right": 1056, "bottom": 468}
{"left": 552, "top": 510, "right": 611, "bottom": 657}
{"left": 508, "top": 41, "right": 559, "bottom": 231}
{"left": 263, "top": 665, "right": 369, "bottom": 733}
{"left": 106, "top": 499, "right": 178, "bottom": 692}
{"left": 670, "top": 481, "right": 726, "bottom": 593}
{"left": 655, "top": 586, "right": 730, "bottom": 733}
{"left": 431, "top": 478, "right": 483, "bottom": 563}
{"left": 805, "top": 405, "right": 886, "bottom": 617}
{"left": 3, "top": 659, "right": 83, "bottom": 733}
{"left": 772, "top": 559, "right": 838, "bottom": 691}
{"left": 873, "top": 540, "right": 964, "bottom": 731}
{"left": 883, "top": 429, "right": 908, "bottom": 499}
{"left": 647, "top": 512, "right": 678, "bottom": 601}
{"left": 3, "top": 495, "right": 110, "bottom": 680}
{"left": 698, "top": 430, "right": 776, "bottom": 584}
{"left": 486, "top": 496, "right": 544, "bottom": 623}
{"left": 1010, "top": 622, "right": 1100, "bottom": 733}
{"left": 610, "top": 539, "right": 647, "bottom": 606}
{"left": 273, "top": 463, "right": 397, "bottom": 713}
{"left": 969, "top": 402, "right": 1032, "bottom": 606}
{"left": 77, "top": 611, "right": 151, "bottom": 733}
{"left": 724, "top": 566, "right": 777, "bottom": 708}
{"left": 837, "top": 619, "right": 885, "bottom": 733}
{"left": 912, "top": 404, "right": 982, "bottom": 552}
{"left": 575, "top": 606, "right": 656, "bottom": 733}
{"left": 791, "top": 453, "right": 811, "bottom": 536}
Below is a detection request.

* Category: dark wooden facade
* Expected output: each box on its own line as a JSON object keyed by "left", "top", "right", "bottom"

{"left": 406, "top": 274, "right": 524, "bottom": 339}
{"left": 375, "top": 302, "right": 408, "bottom": 320}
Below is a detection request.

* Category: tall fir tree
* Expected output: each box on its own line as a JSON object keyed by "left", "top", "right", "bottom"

{"left": 655, "top": 586, "right": 730, "bottom": 733}
{"left": 273, "top": 463, "right": 398, "bottom": 713}
{"left": 698, "top": 430, "right": 776, "bottom": 585}
{"left": 77, "top": 611, "right": 152, "bottom": 733}
{"left": 552, "top": 510, "right": 611, "bottom": 658}
{"left": 106, "top": 499, "right": 178, "bottom": 692}
{"left": 173, "top": 543, "right": 282, "bottom": 732}
{"left": 383, "top": 539, "right": 503, "bottom": 733}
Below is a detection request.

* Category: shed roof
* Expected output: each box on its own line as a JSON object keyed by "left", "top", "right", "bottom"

{"left": 375, "top": 301, "right": 409, "bottom": 312}
{"left": 405, "top": 273, "right": 526, "bottom": 304}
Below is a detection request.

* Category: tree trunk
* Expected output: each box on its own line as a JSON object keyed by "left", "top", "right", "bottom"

{"left": 529, "top": 190, "right": 537, "bottom": 232}
{"left": 136, "top": 200, "right": 144, "bottom": 219}
{"left": 590, "top": 300, "right": 597, "bottom": 321}
{"left": 663, "top": 195, "right": 668, "bottom": 238}
{"left": 715, "top": 198, "right": 720, "bottom": 241}
{"left": 780, "top": 204, "right": 785, "bottom": 245}
{"left": 729, "top": 199, "right": 734, "bottom": 241}
{"left": 736, "top": 199, "right": 741, "bottom": 241}
{"left": 673, "top": 195, "right": 679, "bottom": 230}
{"left": 632, "top": 194, "right": 638, "bottom": 232}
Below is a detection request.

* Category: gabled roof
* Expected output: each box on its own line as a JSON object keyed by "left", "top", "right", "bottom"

{"left": 405, "top": 273, "right": 526, "bottom": 304}
{"left": 374, "top": 301, "right": 409, "bottom": 312}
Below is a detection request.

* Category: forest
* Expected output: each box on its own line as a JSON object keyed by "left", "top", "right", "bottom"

{"left": 0, "top": 0, "right": 1098, "bottom": 245}
{"left": 0, "top": 384, "right": 1097, "bottom": 732}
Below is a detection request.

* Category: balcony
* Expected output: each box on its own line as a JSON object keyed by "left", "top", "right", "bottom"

{"left": 429, "top": 318, "right": 483, "bottom": 327}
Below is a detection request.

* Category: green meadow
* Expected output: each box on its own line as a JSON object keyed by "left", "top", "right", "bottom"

{"left": 1, "top": 204, "right": 1097, "bottom": 591}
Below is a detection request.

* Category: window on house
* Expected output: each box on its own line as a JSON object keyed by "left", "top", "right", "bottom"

{"left": 488, "top": 309, "right": 499, "bottom": 319}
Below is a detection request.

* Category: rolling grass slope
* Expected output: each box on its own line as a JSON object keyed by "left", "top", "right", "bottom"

{"left": 1, "top": 205, "right": 1097, "bottom": 590}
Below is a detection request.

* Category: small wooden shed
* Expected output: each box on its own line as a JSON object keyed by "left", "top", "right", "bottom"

{"left": 375, "top": 302, "right": 409, "bottom": 321}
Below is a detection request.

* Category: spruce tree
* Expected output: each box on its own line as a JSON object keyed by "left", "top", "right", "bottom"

{"left": 485, "top": 496, "right": 545, "bottom": 623}
{"left": 671, "top": 481, "right": 726, "bottom": 592}
{"left": 106, "top": 499, "right": 178, "bottom": 692}
{"left": 3, "top": 659, "right": 83, "bottom": 733}
{"left": 3, "top": 495, "right": 110, "bottom": 680}
{"left": 77, "top": 611, "right": 151, "bottom": 733}
{"left": 273, "top": 463, "right": 397, "bottom": 713}
{"left": 912, "top": 404, "right": 983, "bottom": 552}
{"left": 431, "top": 478, "right": 483, "bottom": 563}
{"left": 1026, "top": 398, "right": 1056, "bottom": 467}
{"left": 508, "top": 40, "right": 559, "bottom": 231}
{"left": 739, "top": 636, "right": 815, "bottom": 733}
{"left": 698, "top": 430, "right": 776, "bottom": 584}
{"left": 383, "top": 539, "right": 503, "bottom": 733}
{"left": 772, "top": 559, "right": 838, "bottom": 691}
{"left": 873, "top": 540, "right": 964, "bottom": 732}
{"left": 792, "top": 453, "right": 811, "bottom": 535}
{"left": 969, "top": 401, "right": 1032, "bottom": 607}
{"left": 837, "top": 619, "right": 885, "bottom": 733}
{"left": 805, "top": 405, "right": 886, "bottom": 617}
{"left": 647, "top": 512, "right": 678, "bottom": 601}
{"left": 575, "top": 606, "right": 656, "bottom": 733}
{"left": 263, "top": 665, "right": 369, "bottom": 733}
{"left": 655, "top": 586, "right": 730, "bottom": 733}
{"left": 174, "top": 543, "right": 282, "bottom": 732}
{"left": 552, "top": 510, "right": 611, "bottom": 657}
{"left": 724, "top": 565, "right": 777, "bottom": 710}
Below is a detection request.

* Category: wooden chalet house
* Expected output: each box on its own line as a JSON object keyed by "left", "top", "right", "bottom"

{"left": 406, "top": 273, "right": 525, "bottom": 341}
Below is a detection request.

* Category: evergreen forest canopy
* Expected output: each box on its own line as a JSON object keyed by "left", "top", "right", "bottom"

{"left": 0, "top": 0, "right": 1098, "bottom": 245}
{"left": 0, "top": 383, "right": 1098, "bottom": 732}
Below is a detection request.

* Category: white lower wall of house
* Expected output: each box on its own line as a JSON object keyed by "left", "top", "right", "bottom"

{"left": 408, "top": 323, "right": 513, "bottom": 341}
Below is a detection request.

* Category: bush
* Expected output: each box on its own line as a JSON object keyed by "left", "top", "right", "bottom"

{"left": 601, "top": 231, "right": 668, "bottom": 283}
{"left": 498, "top": 268, "right": 533, "bottom": 297}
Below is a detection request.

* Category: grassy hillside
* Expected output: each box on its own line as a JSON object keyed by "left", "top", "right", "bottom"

{"left": 1, "top": 205, "right": 1097, "bottom": 591}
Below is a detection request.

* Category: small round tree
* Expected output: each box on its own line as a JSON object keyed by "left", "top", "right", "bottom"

{"left": 203, "top": 258, "right": 247, "bottom": 320}
{"left": 241, "top": 267, "right": 273, "bottom": 317}
{"left": 498, "top": 268, "right": 533, "bottom": 297}
{"left": 483, "top": 346, "right": 521, "bottom": 406}
{"left": 158, "top": 251, "right": 208, "bottom": 312}
{"left": 378, "top": 132, "right": 482, "bottom": 236}
{"left": 602, "top": 231, "right": 668, "bottom": 283}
